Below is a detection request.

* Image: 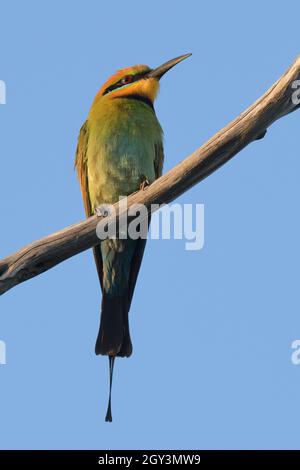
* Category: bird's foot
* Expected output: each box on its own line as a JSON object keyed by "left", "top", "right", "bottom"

{"left": 140, "top": 177, "right": 150, "bottom": 191}
{"left": 95, "top": 205, "right": 110, "bottom": 218}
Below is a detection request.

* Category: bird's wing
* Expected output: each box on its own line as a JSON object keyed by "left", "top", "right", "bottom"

{"left": 127, "top": 141, "right": 164, "bottom": 309}
{"left": 154, "top": 141, "right": 164, "bottom": 179}
{"left": 75, "top": 122, "right": 91, "bottom": 215}
{"left": 75, "top": 121, "right": 103, "bottom": 290}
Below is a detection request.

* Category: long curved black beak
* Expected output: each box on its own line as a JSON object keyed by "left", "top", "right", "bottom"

{"left": 147, "top": 53, "right": 192, "bottom": 80}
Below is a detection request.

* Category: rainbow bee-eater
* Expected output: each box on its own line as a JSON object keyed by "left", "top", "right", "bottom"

{"left": 75, "top": 53, "right": 191, "bottom": 421}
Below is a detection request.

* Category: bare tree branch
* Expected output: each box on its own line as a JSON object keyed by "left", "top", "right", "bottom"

{"left": 1, "top": 57, "right": 300, "bottom": 296}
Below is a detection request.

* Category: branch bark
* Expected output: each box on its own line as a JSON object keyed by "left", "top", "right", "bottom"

{"left": 1, "top": 57, "right": 300, "bottom": 295}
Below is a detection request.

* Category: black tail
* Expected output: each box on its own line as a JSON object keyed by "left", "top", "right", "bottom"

{"left": 105, "top": 356, "right": 115, "bottom": 422}
{"left": 95, "top": 292, "right": 133, "bottom": 357}
{"left": 95, "top": 292, "right": 132, "bottom": 422}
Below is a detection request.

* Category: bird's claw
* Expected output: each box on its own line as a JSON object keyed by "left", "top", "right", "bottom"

{"left": 140, "top": 178, "right": 150, "bottom": 191}
{"left": 95, "top": 205, "right": 110, "bottom": 217}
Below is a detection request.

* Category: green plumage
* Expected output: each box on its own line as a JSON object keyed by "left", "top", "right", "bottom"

{"left": 87, "top": 97, "right": 163, "bottom": 207}
{"left": 75, "top": 91, "right": 163, "bottom": 358}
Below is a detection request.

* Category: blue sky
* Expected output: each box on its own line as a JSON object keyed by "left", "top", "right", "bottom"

{"left": 0, "top": 0, "right": 300, "bottom": 450}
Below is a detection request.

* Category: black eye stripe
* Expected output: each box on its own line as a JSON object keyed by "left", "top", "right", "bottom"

{"left": 103, "top": 71, "right": 149, "bottom": 96}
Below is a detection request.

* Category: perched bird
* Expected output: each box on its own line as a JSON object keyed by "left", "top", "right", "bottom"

{"left": 75, "top": 54, "right": 191, "bottom": 421}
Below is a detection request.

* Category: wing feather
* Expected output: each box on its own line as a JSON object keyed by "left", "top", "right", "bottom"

{"left": 75, "top": 122, "right": 103, "bottom": 290}
{"left": 154, "top": 141, "right": 164, "bottom": 179}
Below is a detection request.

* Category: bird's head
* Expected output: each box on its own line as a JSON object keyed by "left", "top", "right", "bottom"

{"left": 95, "top": 53, "right": 192, "bottom": 106}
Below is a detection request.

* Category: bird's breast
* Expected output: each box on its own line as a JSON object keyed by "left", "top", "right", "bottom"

{"left": 87, "top": 98, "right": 163, "bottom": 209}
